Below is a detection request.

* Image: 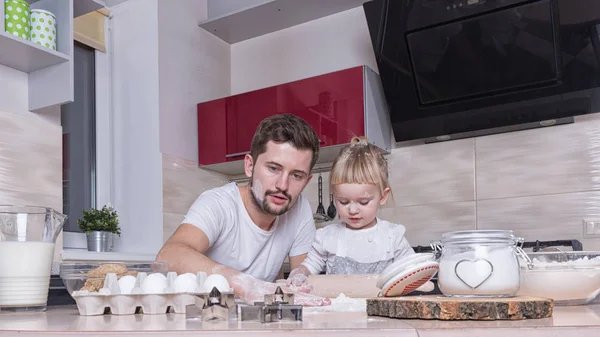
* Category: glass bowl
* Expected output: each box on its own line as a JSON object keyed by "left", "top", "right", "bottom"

{"left": 517, "top": 251, "right": 600, "bottom": 305}
{"left": 59, "top": 262, "right": 168, "bottom": 295}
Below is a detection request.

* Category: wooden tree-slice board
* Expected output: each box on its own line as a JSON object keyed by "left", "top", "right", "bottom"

{"left": 366, "top": 295, "right": 553, "bottom": 321}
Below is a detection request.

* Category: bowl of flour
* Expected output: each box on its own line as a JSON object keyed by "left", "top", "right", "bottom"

{"left": 517, "top": 252, "right": 600, "bottom": 305}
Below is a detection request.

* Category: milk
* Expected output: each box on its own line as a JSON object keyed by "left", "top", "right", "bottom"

{"left": 0, "top": 241, "right": 55, "bottom": 307}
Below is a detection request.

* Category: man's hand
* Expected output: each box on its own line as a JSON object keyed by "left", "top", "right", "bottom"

{"left": 230, "top": 273, "right": 330, "bottom": 306}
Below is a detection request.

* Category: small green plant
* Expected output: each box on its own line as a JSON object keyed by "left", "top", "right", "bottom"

{"left": 77, "top": 205, "right": 121, "bottom": 236}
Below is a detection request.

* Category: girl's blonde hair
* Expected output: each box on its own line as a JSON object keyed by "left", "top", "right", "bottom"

{"left": 329, "top": 136, "right": 390, "bottom": 195}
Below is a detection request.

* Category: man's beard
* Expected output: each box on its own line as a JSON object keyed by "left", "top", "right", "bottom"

{"left": 249, "top": 175, "right": 292, "bottom": 216}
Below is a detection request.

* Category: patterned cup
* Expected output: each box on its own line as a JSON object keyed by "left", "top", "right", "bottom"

{"left": 30, "top": 9, "right": 56, "bottom": 50}
{"left": 4, "top": 0, "right": 30, "bottom": 41}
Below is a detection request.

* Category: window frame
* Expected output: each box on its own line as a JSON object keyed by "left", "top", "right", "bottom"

{"left": 63, "top": 16, "right": 113, "bottom": 249}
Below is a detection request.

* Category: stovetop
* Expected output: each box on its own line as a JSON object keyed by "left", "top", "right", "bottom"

{"left": 412, "top": 239, "right": 584, "bottom": 253}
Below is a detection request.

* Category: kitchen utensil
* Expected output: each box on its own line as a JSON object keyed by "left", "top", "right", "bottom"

{"left": 0, "top": 206, "right": 66, "bottom": 312}
{"left": 517, "top": 251, "right": 600, "bottom": 305}
{"left": 307, "top": 274, "right": 380, "bottom": 298}
{"left": 327, "top": 192, "right": 336, "bottom": 219}
{"left": 366, "top": 295, "right": 553, "bottom": 320}
{"left": 186, "top": 286, "right": 236, "bottom": 321}
{"left": 239, "top": 286, "right": 302, "bottom": 323}
{"left": 313, "top": 174, "right": 330, "bottom": 223}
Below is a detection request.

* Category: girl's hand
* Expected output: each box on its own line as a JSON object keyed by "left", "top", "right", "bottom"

{"left": 286, "top": 268, "right": 309, "bottom": 287}
{"left": 230, "top": 272, "right": 330, "bottom": 306}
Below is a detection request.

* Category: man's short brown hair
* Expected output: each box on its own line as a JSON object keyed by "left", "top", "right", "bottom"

{"left": 250, "top": 114, "right": 320, "bottom": 170}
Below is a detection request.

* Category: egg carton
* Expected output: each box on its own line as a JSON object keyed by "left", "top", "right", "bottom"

{"left": 71, "top": 271, "right": 234, "bottom": 316}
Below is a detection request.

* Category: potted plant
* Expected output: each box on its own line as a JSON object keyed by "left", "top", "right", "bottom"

{"left": 78, "top": 205, "right": 121, "bottom": 252}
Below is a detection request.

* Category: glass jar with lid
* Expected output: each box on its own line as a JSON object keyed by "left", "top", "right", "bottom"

{"left": 432, "top": 230, "right": 532, "bottom": 298}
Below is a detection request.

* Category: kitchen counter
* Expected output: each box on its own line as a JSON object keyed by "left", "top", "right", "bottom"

{"left": 0, "top": 304, "right": 599, "bottom": 336}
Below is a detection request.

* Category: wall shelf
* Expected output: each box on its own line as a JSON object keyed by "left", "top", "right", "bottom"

{"left": 198, "top": 0, "right": 368, "bottom": 44}
{"left": 1, "top": 0, "right": 103, "bottom": 111}
{"left": 0, "top": 31, "right": 70, "bottom": 72}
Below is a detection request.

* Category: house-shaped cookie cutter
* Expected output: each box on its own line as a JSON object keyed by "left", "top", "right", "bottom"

{"left": 239, "top": 287, "right": 303, "bottom": 323}
{"left": 185, "top": 287, "right": 236, "bottom": 321}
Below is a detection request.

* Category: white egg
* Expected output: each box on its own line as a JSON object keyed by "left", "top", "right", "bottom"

{"left": 118, "top": 275, "right": 137, "bottom": 294}
{"left": 203, "top": 274, "right": 230, "bottom": 293}
{"left": 174, "top": 273, "right": 197, "bottom": 293}
{"left": 142, "top": 273, "right": 167, "bottom": 294}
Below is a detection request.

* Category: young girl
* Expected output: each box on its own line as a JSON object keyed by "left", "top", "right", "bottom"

{"left": 287, "top": 136, "right": 416, "bottom": 286}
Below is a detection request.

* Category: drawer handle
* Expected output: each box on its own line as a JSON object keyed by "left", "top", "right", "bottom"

{"left": 225, "top": 151, "right": 250, "bottom": 158}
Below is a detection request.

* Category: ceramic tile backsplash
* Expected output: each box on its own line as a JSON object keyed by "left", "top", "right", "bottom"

{"left": 388, "top": 138, "right": 475, "bottom": 207}
{"left": 299, "top": 112, "right": 600, "bottom": 249}
{"left": 0, "top": 110, "right": 62, "bottom": 261}
{"left": 0, "top": 111, "right": 62, "bottom": 197}
{"left": 477, "top": 191, "right": 600, "bottom": 250}
{"left": 162, "top": 153, "right": 228, "bottom": 240}
{"left": 161, "top": 111, "right": 600, "bottom": 249}
{"left": 380, "top": 201, "right": 476, "bottom": 246}
{"left": 476, "top": 113, "right": 600, "bottom": 200}
{"left": 162, "top": 153, "right": 229, "bottom": 214}
{"left": 0, "top": 189, "right": 62, "bottom": 213}
{"left": 163, "top": 212, "right": 185, "bottom": 243}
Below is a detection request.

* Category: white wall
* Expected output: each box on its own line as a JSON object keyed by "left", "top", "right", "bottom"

{"left": 0, "top": 65, "right": 29, "bottom": 113}
{"left": 110, "top": 0, "right": 163, "bottom": 254}
{"left": 230, "top": 7, "right": 377, "bottom": 94}
{"left": 156, "top": 0, "right": 231, "bottom": 242}
{"left": 158, "top": 0, "right": 231, "bottom": 163}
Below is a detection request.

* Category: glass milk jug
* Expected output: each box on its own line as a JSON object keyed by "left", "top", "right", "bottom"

{"left": 0, "top": 206, "right": 66, "bottom": 312}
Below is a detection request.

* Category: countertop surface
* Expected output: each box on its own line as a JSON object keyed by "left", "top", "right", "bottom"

{"left": 0, "top": 303, "right": 599, "bottom": 336}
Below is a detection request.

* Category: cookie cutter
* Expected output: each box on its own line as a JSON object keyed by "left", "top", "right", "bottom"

{"left": 239, "top": 286, "right": 303, "bottom": 323}
{"left": 185, "top": 287, "right": 236, "bottom": 321}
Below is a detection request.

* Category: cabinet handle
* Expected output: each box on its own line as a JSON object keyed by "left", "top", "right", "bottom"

{"left": 225, "top": 151, "right": 250, "bottom": 158}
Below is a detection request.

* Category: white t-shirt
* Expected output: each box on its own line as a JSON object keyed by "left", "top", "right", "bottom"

{"left": 301, "top": 219, "right": 414, "bottom": 275}
{"left": 181, "top": 182, "right": 316, "bottom": 282}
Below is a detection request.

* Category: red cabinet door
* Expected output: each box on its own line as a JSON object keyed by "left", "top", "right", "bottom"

{"left": 279, "top": 66, "right": 365, "bottom": 147}
{"left": 197, "top": 98, "right": 227, "bottom": 165}
{"left": 225, "top": 86, "right": 280, "bottom": 161}
{"left": 197, "top": 66, "right": 367, "bottom": 167}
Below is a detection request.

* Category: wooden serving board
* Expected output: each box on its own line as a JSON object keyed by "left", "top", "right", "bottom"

{"left": 367, "top": 295, "right": 553, "bottom": 321}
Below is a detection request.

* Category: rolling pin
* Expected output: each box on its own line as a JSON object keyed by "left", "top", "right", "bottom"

{"left": 306, "top": 274, "right": 380, "bottom": 298}
{"left": 305, "top": 274, "right": 436, "bottom": 298}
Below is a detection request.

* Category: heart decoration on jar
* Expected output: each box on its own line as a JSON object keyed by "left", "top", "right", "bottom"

{"left": 454, "top": 259, "right": 494, "bottom": 289}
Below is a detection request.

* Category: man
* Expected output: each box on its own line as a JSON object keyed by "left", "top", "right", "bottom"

{"left": 157, "top": 114, "right": 330, "bottom": 306}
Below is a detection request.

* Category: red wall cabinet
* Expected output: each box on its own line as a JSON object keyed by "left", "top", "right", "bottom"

{"left": 197, "top": 66, "right": 392, "bottom": 175}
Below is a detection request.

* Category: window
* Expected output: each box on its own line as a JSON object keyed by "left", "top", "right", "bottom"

{"left": 61, "top": 42, "right": 97, "bottom": 232}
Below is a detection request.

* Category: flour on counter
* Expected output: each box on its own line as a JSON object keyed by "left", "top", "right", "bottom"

{"left": 303, "top": 293, "right": 367, "bottom": 314}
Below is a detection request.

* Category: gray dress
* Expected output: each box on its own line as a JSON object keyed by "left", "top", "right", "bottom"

{"left": 301, "top": 219, "right": 415, "bottom": 275}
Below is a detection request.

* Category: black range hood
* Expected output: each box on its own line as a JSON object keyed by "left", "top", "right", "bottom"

{"left": 363, "top": 0, "right": 600, "bottom": 142}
